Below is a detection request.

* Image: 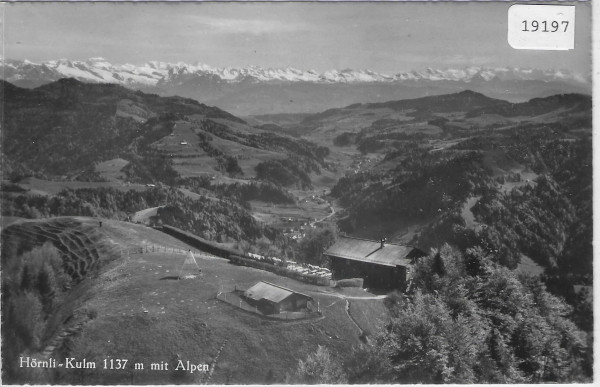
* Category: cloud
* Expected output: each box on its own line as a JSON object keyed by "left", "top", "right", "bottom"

{"left": 195, "top": 17, "right": 307, "bottom": 35}
{"left": 440, "top": 54, "right": 494, "bottom": 66}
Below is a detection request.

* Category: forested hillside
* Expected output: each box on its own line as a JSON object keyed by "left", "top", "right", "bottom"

{"left": 343, "top": 245, "right": 591, "bottom": 383}
{"left": 1, "top": 79, "right": 330, "bottom": 186}
{"left": 322, "top": 92, "right": 592, "bottom": 344}
{"left": 287, "top": 245, "right": 591, "bottom": 384}
{"left": 2, "top": 79, "right": 238, "bottom": 176}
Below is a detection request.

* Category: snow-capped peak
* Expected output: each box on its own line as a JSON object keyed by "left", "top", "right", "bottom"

{"left": 0, "top": 58, "right": 589, "bottom": 88}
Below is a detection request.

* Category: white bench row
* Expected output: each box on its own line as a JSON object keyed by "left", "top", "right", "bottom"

{"left": 245, "top": 253, "right": 331, "bottom": 276}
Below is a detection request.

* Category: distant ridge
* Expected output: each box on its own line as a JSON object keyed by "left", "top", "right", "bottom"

{"left": 1, "top": 79, "right": 246, "bottom": 176}
{"left": 2, "top": 59, "right": 591, "bottom": 115}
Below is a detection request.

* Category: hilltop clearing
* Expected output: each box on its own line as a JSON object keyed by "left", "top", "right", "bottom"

{"left": 2, "top": 216, "right": 389, "bottom": 384}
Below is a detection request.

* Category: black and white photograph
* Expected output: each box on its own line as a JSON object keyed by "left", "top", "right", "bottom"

{"left": 0, "top": 1, "right": 594, "bottom": 384}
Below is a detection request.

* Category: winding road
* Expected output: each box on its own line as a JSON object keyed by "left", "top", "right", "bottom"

{"left": 309, "top": 202, "right": 336, "bottom": 227}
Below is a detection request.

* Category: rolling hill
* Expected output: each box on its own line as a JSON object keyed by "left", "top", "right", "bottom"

{"left": 1, "top": 79, "right": 329, "bottom": 188}
{"left": 300, "top": 90, "right": 593, "bottom": 294}
{"left": 2, "top": 79, "right": 240, "bottom": 177}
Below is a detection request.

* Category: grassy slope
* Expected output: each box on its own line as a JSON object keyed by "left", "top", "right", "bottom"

{"left": 12, "top": 177, "right": 151, "bottom": 196}
{"left": 26, "top": 217, "right": 388, "bottom": 384}
{"left": 150, "top": 120, "right": 287, "bottom": 180}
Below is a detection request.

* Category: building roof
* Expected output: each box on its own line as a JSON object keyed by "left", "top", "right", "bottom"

{"left": 244, "top": 281, "right": 312, "bottom": 304}
{"left": 325, "top": 236, "right": 424, "bottom": 267}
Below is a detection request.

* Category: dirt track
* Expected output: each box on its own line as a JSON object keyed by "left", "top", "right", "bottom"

{"left": 131, "top": 206, "right": 163, "bottom": 223}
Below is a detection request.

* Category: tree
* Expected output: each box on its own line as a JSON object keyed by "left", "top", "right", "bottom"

{"left": 377, "top": 290, "right": 485, "bottom": 383}
{"left": 344, "top": 343, "right": 391, "bottom": 383}
{"left": 297, "top": 223, "right": 338, "bottom": 266}
{"left": 360, "top": 245, "right": 590, "bottom": 383}
{"left": 286, "top": 345, "right": 347, "bottom": 384}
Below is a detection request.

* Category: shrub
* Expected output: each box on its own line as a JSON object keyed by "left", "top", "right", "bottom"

{"left": 335, "top": 278, "right": 364, "bottom": 288}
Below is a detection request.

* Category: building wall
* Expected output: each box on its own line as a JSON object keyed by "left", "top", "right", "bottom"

{"left": 279, "top": 298, "right": 293, "bottom": 312}
{"left": 291, "top": 294, "right": 309, "bottom": 310}
{"left": 256, "top": 299, "right": 276, "bottom": 314}
{"left": 279, "top": 294, "right": 310, "bottom": 312}
{"left": 329, "top": 256, "right": 409, "bottom": 290}
{"left": 249, "top": 294, "right": 312, "bottom": 314}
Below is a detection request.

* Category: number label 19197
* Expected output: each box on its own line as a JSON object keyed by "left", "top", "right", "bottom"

{"left": 522, "top": 20, "right": 569, "bottom": 33}
{"left": 508, "top": 5, "right": 575, "bottom": 50}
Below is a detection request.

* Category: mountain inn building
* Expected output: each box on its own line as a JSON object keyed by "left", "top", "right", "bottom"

{"left": 325, "top": 236, "right": 426, "bottom": 290}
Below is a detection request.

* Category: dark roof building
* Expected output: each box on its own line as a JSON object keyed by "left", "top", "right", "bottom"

{"left": 243, "top": 281, "right": 313, "bottom": 315}
{"left": 325, "top": 236, "right": 426, "bottom": 290}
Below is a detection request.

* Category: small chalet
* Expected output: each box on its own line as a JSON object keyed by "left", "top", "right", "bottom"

{"left": 325, "top": 236, "right": 426, "bottom": 289}
{"left": 243, "top": 281, "right": 313, "bottom": 315}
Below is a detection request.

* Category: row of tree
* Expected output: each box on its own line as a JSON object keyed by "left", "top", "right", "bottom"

{"left": 2, "top": 186, "right": 282, "bottom": 248}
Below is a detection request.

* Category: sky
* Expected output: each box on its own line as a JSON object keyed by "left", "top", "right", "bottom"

{"left": 2, "top": 2, "right": 592, "bottom": 76}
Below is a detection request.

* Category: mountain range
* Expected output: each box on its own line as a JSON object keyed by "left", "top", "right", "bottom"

{"left": 1, "top": 57, "right": 589, "bottom": 85}
{"left": 1, "top": 58, "right": 591, "bottom": 115}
